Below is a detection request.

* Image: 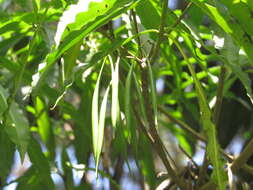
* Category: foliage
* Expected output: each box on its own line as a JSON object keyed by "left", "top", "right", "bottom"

{"left": 0, "top": 0, "right": 253, "bottom": 189}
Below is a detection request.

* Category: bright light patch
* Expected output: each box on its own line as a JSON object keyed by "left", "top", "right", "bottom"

{"left": 239, "top": 48, "right": 246, "bottom": 55}
{"left": 213, "top": 35, "right": 224, "bottom": 49}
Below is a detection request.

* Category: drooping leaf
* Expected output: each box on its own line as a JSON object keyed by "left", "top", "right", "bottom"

{"left": 35, "top": 96, "right": 55, "bottom": 159}
{"left": 0, "top": 85, "right": 7, "bottom": 117}
{"left": 92, "top": 59, "right": 110, "bottom": 174}
{"left": 0, "top": 125, "right": 15, "bottom": 183}
{"left": 96, "top": 85, "right": 110, "bottom": 173}
{"left": 147, "top": 61, "right": 158, "bottom": 127}
{"left": 63, "top": 40, "right": 82, "bottom": 82}
{"left": 15, "top": 166, "right": 45, "bottom": 190}
{"left": 192, "top": 0, "right": 253, "bottom": 63}
{"left": 222, "top": 34, "right": 253, "bottom": 103}
{"left": 33, "top": 0, "right": 142, "bottom": 92}
{"left": 219, "top": 0, "right": 253, "bottom": 36}
{"left": 172, "top": 38, "right": 227, "bottom": 190}
{"left": 134, "top": 74, "right": 148, "bottom": 125}
{"left": 61, "top": 148, "right": 74, "bottom": 189}
{"left": 138, "top": 134, "right": 156, "bottom": 189}
{"left": 92, "top": 62, "right": 105, "bottom": 159}
{"left": 5, "top": 102, "right": 30, "bottom": 161}
{"left": 125, "top": 62, "right": 134, "bottom": 140}
{"left": 28, "top": 137, "right": 54, "bottom": 189}
{"left": 110, "top": 55, "right": 120, "bottom": 128}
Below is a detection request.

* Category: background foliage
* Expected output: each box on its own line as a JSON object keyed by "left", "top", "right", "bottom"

{"left": 0, "top": 0, "right": 253, "bottom": 189}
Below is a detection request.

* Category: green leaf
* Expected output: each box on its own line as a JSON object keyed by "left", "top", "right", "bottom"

{"left": 0, "top": 85, "right": 7, "bottom": 117}
{"left": 61, "top": 148, "right": 74, "bottom": 189}
{"left": 0, "top": 126, "right": 15, "bottom": 183}
{"left": 92, "top": 59, "right": 110, "bottom": 174}
{"left": 73, "top": 85, "right": 93, "bottom": 164}
{"left": 92, "top": 62, "right": 105, "bottom": 158}
{"left": 172, "top": 38, "right": 227, "bottom": 190}
{"left": 147, "top": 61, "right": 158, "bottom": 127}
{"left": 96, "top": 85, "right": 110, "bottom": 173}
{"left": 138, "top": 134, "right": 156, "bottom": 189}
{"left": 135, "top": 0, "right": 160, "bottom": 40}
{"left": 63, "top": 40, "right": 82, "bottom": 82}
{"left": 28, "top": 137, "right": 54, "bottom": 189}
{"left": 222, "top": 35, "right": 253, "bottom": 103}
{"left": 134, "top": 73, "right": 148, "bottom": 125}
{"left": 192, "top": 1, "right": 253, "bottom": 63}
{"left": 125, "top": 62, "right": 134, "bottom": 140}
{"left": 5, "top": 102, "right": 30, "bottom": 161}
{"left": 33, "top": 0, "right": 142, "bottom": 92}
{"left": 110, "top": 55, "right": 120, "bottom": 128}
{"left": 35, "top": 96, "right": 55, "bottom": 159}
{"left": 220, "top": 0, "right": 253, "bottom": 36}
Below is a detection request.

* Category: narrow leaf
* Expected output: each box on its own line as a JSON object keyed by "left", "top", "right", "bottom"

{"left": 95, "top": 85, "right": 110, "bottom": 172}
{"left": 92, "top": 62, "right": 105, "bottom": 159}
{"left": 91, "top": 58, "right": 110, "bottom": 175}
{"left": 173, "top": 38, "right": 227, "bottom": 190}
{"left": 125, "top": 63, "right": 134, "bottom": 140}
{"left": 28, "top": 137, "right": 54, "bottom": 189}
{"left": 133, "top": 74, "right": 148, "bottom": 125}
{"left": 35, "top": 96, "right": 55, "bottom": 159}
{"left": 0, "top": 85, "right": 8, "bottom": 117}
{"left": 5, "top": 102, "right": 30, "bottom": 161}
{"left": 147, "top": 61, "right": 158, "bottom": 127}
{"left": 223, "top": 35, "right": 253, "bottom": 103}
{"left": 110, "top": 55, "right": 120, "bottom": 128}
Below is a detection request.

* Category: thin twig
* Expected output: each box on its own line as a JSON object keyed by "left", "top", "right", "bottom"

{"left": 166, "top": 2, "right": 193, "bottom": 35}
{"left": 159, "top": 106, "right": 206, "bottom": 142}
{"left": 133, "top": 106, "right": 186, "bottom": 189}
{"left": 231, "top": 138, "right": 253, "bottom": 172}
{"left": 149, "top": 0, "right": 169, "bottom": 64}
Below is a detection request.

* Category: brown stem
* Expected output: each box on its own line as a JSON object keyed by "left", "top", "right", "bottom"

{"left": 136, "top": 58, "right": 187, "bottom": 189}
{"left": 213, "top": 66, "right": 226, "bottom": 126}
{"left": 133, "top": 106, "right": 186, "bottom": 189}
{"left": 111, "top": 156, "right": 124, "bottom": 190}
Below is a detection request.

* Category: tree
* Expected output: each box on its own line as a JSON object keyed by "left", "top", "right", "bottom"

{"left": 0, "top": 0, "right": 253, "bottom": 189}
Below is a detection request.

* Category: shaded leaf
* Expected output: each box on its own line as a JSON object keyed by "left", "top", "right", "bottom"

{"left": 28, "top": 137, "right": 54, "bottom": 189}
{"left": 5, "top": 102, "right": 30, "bottom": 161}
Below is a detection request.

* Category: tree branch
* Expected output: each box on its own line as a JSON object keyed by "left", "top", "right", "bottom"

{"left": 231, "top": 138, "right": 253, "bottom": 172}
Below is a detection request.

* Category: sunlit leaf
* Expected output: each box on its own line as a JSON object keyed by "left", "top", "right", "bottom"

{"left": 110, "top": 55, "right": 120, "bottom": 128}
{"left": 0, "top": 85, "right": 7, "bottom": 117}
{"left": 35, "top": 96, "right": 55, "bottom": 159}
{"left": 33, "top": 0, "right": 141, "bottom": 92}
{"left": 92, "top": 58, "right": 110, "bottom": 174}
{"left": 192, "top": 0, "right": 253, "bottom": 63}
